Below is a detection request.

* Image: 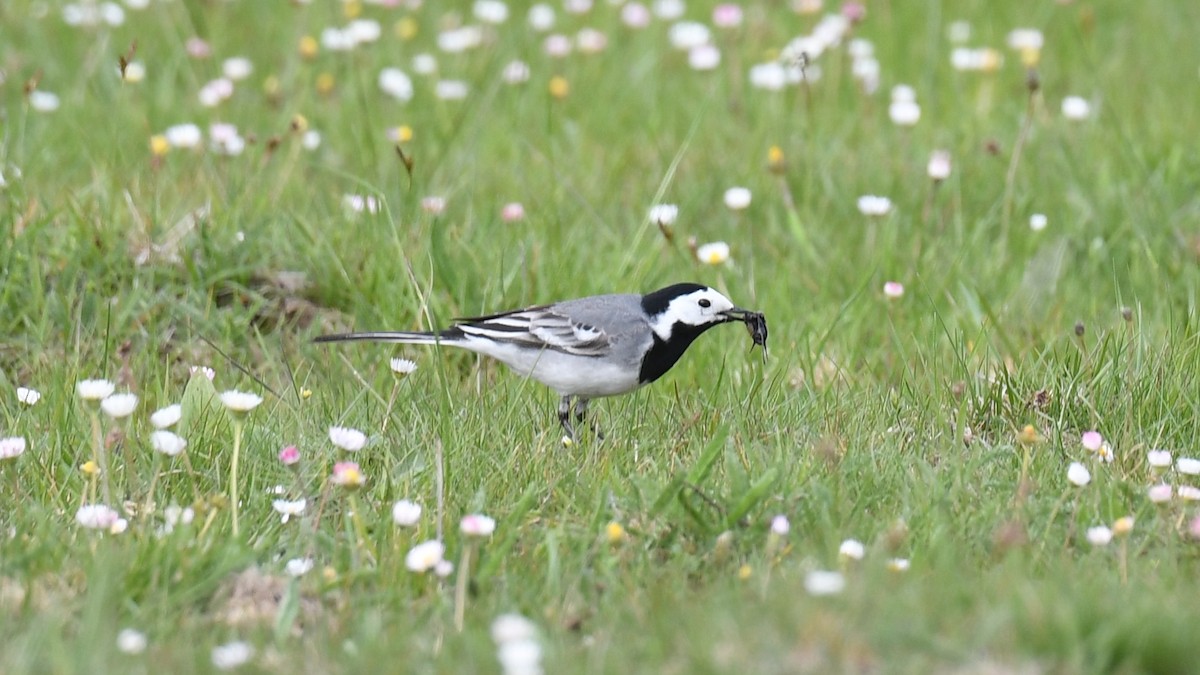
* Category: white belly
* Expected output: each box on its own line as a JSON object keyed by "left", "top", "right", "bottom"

{"left": 464, "top": 339, "right": 641, "bottom": 397}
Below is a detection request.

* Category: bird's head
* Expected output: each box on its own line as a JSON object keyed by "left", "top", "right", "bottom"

{"left": 642, "top": 283, "right": 751, "bottom": 340}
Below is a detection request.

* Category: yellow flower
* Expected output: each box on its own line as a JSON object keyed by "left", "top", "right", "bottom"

{"left": 549, "top": 76, "right": 569, "bottom": 100}
{"left": 81, "top": 460, "right": 100, "bottom": 475}
{"left": 1020, "top": 47, "right": 1040, "bottom": 68}
{"left": 737, "top": 564, "right": 752, "bottom": 580}
{"left": 1112, "top": 516, "right": 1134, "bottom": 536}
{"left": 395, "top": 17, "right": 418, "bottom": 41}
{"left": 322, "top": 566, "right": 338, "bottom": 583}
{"left": 300, "top": 388, "right": 312, "bottom": 400}
{"left": 298, "top": 35, "right": 318, "bottom": 60}
{"left": 767, "top": 145, "right": 785, "bottom": 174}
{"left": 263, "top": 75, "right": 281, "bottom": 98}
{"left": 980, "top": 48, "right": 1003, "bottom": 73}
{"left": 606, "top": 521, "right": 626, "bottom": 544}
{"left": 150, "top": 135, "right": 170, "bottom": 157}
{"left": 316, "top": 73, "right": 336, "bottom": 96}
{"left": 291, "top": 114, "right": 308, "bottom": 133}
{"left": 343, "top": 0, "right": 361, "bottom": 19}
{"left": 1017, "top": 424, "right": 1042, "bottom": 445}
{"left": 394, "top": 125, "right": 413, "bottom": 143}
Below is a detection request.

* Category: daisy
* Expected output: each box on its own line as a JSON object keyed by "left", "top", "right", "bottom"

{"left": 1148, "top": 484, "right": 1173, "bottom": 503}
{"left": 437, "top": 26, "right": 483, "bottom": 53}
{"left": 285, "top": 558, "right": 315, "bottom": 577}
{"left": 1147, "top": 449, "right": 1172, "bottom": 469}
{"left": 927, "top": 150, "right": 952, "bottom": 181}
{"left": 149, "top": 431, "right": 187, "bottom": 457}
{"left": 329, "top": 426, "right": 367, "bottom": 452}
{"left": 1176, "top": 457, "right": 1200, "bottom": 475}
{"left": 669, "top": 22, "right": 711, "bottom": 50}
{"left": 712, "top": 4, "right": 743, "bottom": 28}
{"left": 883, "top": 281, "right": 905, "bottom": 299}
{"left": 502, "top": 61, "right": 530, "bottom": 84}
{"left": 272, "top": 498, "right": 307, "bottom": 523}
{"left": 211, "top": 642, "right": 254, "bottom": 671}
{"left": 405, "top": 540, "right": 446, "bottom": 572}
{"left": 76, "top": 504, "right": 121, "bottom": 529}
{"left": 164, "top": 123, "right": 203, "bottom": 149}
{"left": 1067, "top": 462, "right": 1091, "bottom": 487}
{"left": 749, "top": 63, "right": 787, "bottom": 91}
{"left": 577, "top": 28, "right": 608, "bottom": 54}
{"left": 412, "top": 53, "right": 438, "bottom": 75}
{"left": 501, "top": 202, "right": 526, "bottom": 221}
{"left": 543, "top": 34, "right": 573, "bottom": 57}
{"left": 392, "top": 499, "right": 422, "bottom": 526}
{"left": 389, "top": 357, "right": 418, "bottom": 376}
{"left": 77, "top": 379, "right": 116, "bottom": 401}
{"left": 0, "top": 436, "right": 26, "bottom": 460}
{"left": 422, "top": 196, "right": 447, "bottom": 215}
{"left": 116, "top": 628, "right": 148, "bottom": 654}
{"left": 1029, "top": 213, "right": 1048, "bottom": 231}
{"left": 331, "top": 461, "right": 365, "bottom": 488}
{"left": 1085, "top": 526, "right": 1112, "bottom": 546}
{"left": 804, "top": 570, "right": 846, "bottom": 596}
{"left": 696, "top": 241, "right": 730, "bottom": 266}
{"left": 887, "top": 558, "right": 911, "bottom": 572}
{"left": 723, "top": 187, "right": 751, "bottom": 211}
{"left": 1061, "top": 96, "right": 1092, "bottom": 121}
{"left": 100, "top": 393, "right": 139, "bottom": 419}
{"left": 435, "top": 80, "right": 469, "bottom": 100}
{"left": 461, "top": 514, "right": 497, "bottom": 537}
{"left": 528, "top": 4, "right": 555, "bottom": 31}
{"left": 838, "top": 538, "right": 865, "bottom": 561}
{"left": 278, "top": 445, "right": 301, "bottom": 465}
{"left": 150, "top": 404, "right": 182, "bottom": 429}
{"left": 347, "top": 19, "right": 381, "bottom": 44}
{"left": 491, "top": 613, "right": 539, "bottom": 644}
{"left": 857, "top": 195, "right": 893, "bottom": 216}
{"left": 648, "top": 204, "right": 678, "bottom": 225}
{"left": 770, "top": 515, "right": 790, "bottom": 536}
{"left": 888, "top": 100, "right": 921, "bottom": 126}
{"left": 474, "top": 0, "right": 509, "bottom": 23}
{"left": 222, "top": 57, "right": 253, "bottom": 81}
{"left": 620, "top": 2, "right": 651, "bottom": 28}
{"left": 219, "top": 390, "right": 263, "bottom": 414}
{"left": 378, "top": 68, "right": 413, "bottom": 101}
{"left": 1112, "top": 516, "right": 1134, "bottom": 536}
{"left": 29, "top": 91, "right": 60, "bottom": 112}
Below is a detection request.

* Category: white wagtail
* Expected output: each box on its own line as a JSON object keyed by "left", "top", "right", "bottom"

{"left": 315, "top": 283, "right": 766, "bottom": 439}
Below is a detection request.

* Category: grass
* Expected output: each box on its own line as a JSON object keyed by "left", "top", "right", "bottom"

{"left": 3, "top": 0, "right": 1200, "bottom": 672}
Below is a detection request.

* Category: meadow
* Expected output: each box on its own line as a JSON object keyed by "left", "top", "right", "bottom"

{"left": 3, "top": 0, "right": 1200, "bottom": 672}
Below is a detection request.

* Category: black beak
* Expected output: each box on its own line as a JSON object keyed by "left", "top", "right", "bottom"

{"left": 721, "top": 307, "right": 752, "bottom": 322}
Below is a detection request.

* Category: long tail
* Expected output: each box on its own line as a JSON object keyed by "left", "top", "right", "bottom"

{"left": 313, "top": 329, "right": 461, "bottom": 345}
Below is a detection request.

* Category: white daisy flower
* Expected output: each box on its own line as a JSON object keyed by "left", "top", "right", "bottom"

{"left": 77, "top": 379, "right": 116, "bottom": 401}
{"left": 696, "top": 241, "right": 731, "bottom": 266}
{"left": 723, "top": 187, "right": 752, "bottom": 211}
{"left": 218, "top": 390, "right": 263, "bottom": 414}
{"left": 1085, "top": 526, "right": 1112, "bottom": 546}
{"left": 150, "top": 404, "right": 182, "bottom": 429}
{"left": 648, "top": 204, "right": 678, "bottom": 225}
{"left": 272, "top": 498, "right": 307, "bottom": 523}
{"left": 378, "top": 68, "right": 413, "bottom": 101}
{"left": 1067, "top": 462, "right": 1091, "bottom": 487}
{"left": 1176, "top": 457, "right": 1200, "bottom": 475}
{"left": 804, "top": 569, "right": 845, "bottom": 596}
{"left": 100, "top": 393, "right": 139, "bottom": 419}
{"left": 390, "top": 357, "right": 418, "bottom": 376}
{"left": 838, "top": 538, "right": 865, "bottom": 561}
{"left": 0, "top": 436, "right": 27, "bottom": 460}
{"left": 392, "top": 499, "right": 422, "bottom": 526}
{"left": 222, "top": 57, "right": 253, "bottom": 81}
{"left": 76, "top": 504, "right": 121, "bottom": 529}
{"left": 329, "top": 426, "right": 367, "bottom": 452}
{"left": 116, "top": 628, "right": 148, "bottom": 654}
{"left": 857, "top": 195, "right": 893, "bottom": 216}
{"left": 769, "top": 515, "right": 790, "bottom": 536}
{"left": 285, "top": 557, "right": 314, "bottom": 577}
{"left": 16, "top": 384, "right": 41, "bottom": 403}
{"left": 460, "top": 514, "right": 496, "bottom": 537}
{"left": 211, "top": 641, "right": 254, "bottom": 671}
{"left": 149, "top": 430, "right": 187, "bottom": 457}
{"left": 405, "top": 540, "right": 446, "bottom": 572}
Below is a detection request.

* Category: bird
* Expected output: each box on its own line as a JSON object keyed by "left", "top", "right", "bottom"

{"left": 315, "top": 282, "right": 762, "bottom": 439}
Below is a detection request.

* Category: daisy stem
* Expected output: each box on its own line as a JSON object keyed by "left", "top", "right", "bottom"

{"left": 230, "top": 419, "right": 243, "bottom": 536}
{"left": 454, "top": 544, "right": 473, "bottom": 632}
{"left": 380, "top": 381, "right": 399, "bottom": 434}
{"left": 1001, "top": 88, "right": 1037, "bottom": 234}
{"left": 90, "top": 410, "right": 113, "bottom": 505}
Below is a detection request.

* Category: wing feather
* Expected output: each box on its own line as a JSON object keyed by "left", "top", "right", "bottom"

{"left": 454, "top": 307, "right": 611, "bottom": 356}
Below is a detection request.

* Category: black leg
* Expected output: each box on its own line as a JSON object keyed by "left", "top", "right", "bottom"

{"left": 573, "top": 398, "right": 605, "bottom": 441}
{"left": 557, "top": 395, "right": 577, "bottom": 441}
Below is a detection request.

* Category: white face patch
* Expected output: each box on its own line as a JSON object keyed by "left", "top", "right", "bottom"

{"left": 649, "top": 288, "right": 736, "bottom": 340}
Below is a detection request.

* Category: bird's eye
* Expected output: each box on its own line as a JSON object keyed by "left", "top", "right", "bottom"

{"left": 698, "top": 298, "right": 711, "bottom": 308}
